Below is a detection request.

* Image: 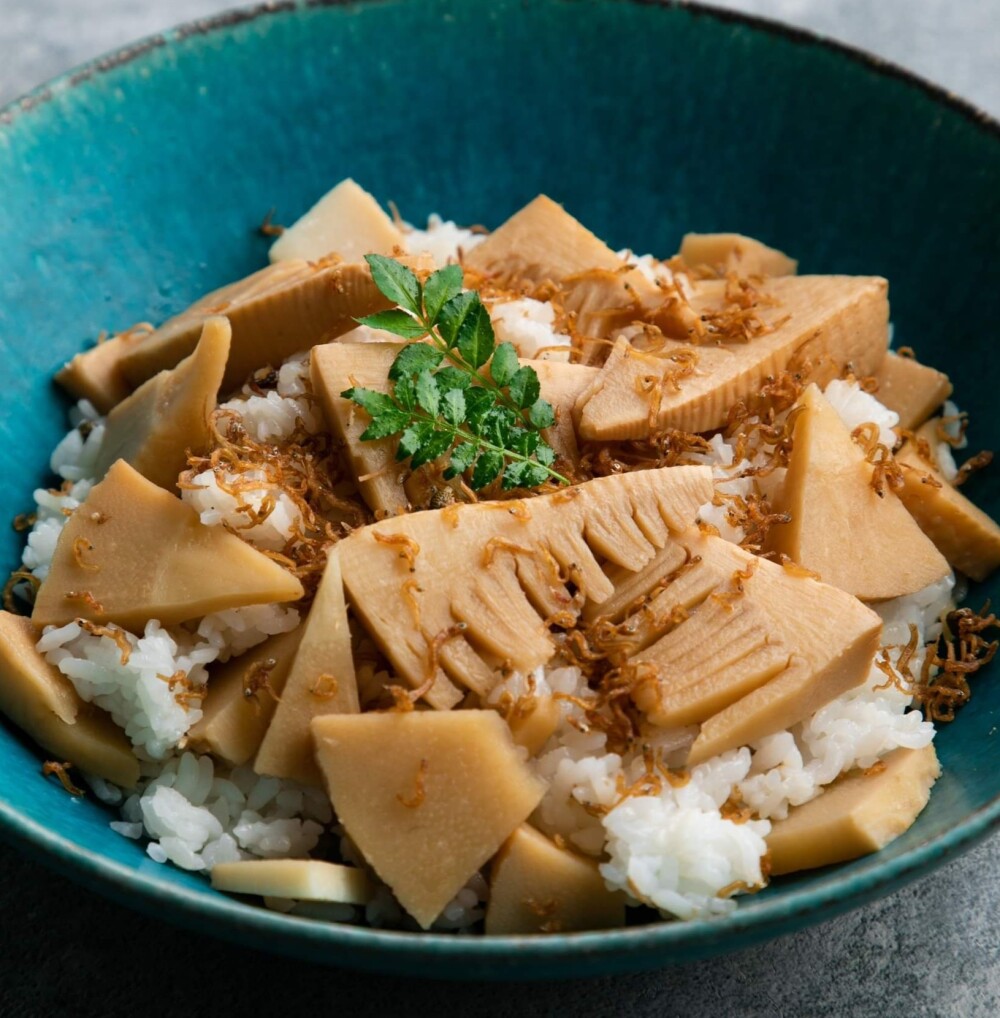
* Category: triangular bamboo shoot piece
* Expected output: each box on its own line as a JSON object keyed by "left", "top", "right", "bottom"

{"left": 211, "top": 859, "right": 374, "bottom": 903}
{"left": 464, "top": 195, "right": 692, "bottom": 357}
{"left": 94, "top": 317, "right": 231, "bottom": 490}
{"left": 337, "top": 467, "right": 713, "bottom": 708}
{"left": 311, "top": 341, "right": 597, "bottom": 516}
{"left": 311, "top": 710, "right": 546, "bottom": 929}
{"left": 55, "top": 333, "right": 135, "bottom": 413}
{"left": 0, "top": 611, "right": 139, "bottom": 787}
{"left": 255, "top": 550, "right": 360, "bottom": 785}
{"left": 575, "top": 275, "right": 889, "bottom": 440}
{"left": 895, "top": 419, "right": 1000, "bottom": 580}
{"left": 465, "top": 194, "right": 637, "bottom": 287}
{"left": 628, "top": 530, "right": 882, "bottom": 764}
{"left": 507, "top": 695, "right": 562, "bottom": 756}
{"left": 768, "top": 384, "right": 949, "bottom": 600}
{"left": 115, "top": 255, "right": 430, "bottom": 394}
{"left": 679, "top": 232, "right": 797, "bottom": 277}
{"left": 871, "top": 351, "right": 951, "bottom": 430}
{"left": 32, "top": 460, "right": 303, "bottom": 629}
{"left": 582, "top": 543, "right": 690, "bottom": 625}
{"left": 269, "top": 178, "right": 403, "bottom": 264}
{"left": 634, "top": 597, "right": 790, "bottom": 726}
{"left": 485, "top": 824, "right": 625, "bottom": 934}
{"left": 767, "top": 745, "right": 940, "bottom": 875}
{"left": 187, "top": 627, "right": 303, "bottom": 766}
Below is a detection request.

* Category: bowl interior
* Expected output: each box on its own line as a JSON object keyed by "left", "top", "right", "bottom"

{"left": 0, "top": 0, "right": 998, "bottom": 979}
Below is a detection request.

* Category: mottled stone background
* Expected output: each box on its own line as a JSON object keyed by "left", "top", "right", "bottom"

{"left": 0, "top": 1, "right": 997, "bottom": 1015}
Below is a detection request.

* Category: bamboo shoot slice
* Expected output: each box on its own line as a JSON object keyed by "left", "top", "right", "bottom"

{"left": 255, "top": 550, "right": 360, "bottom": 786}
{"left": 269, "top": 179, "right": 403, "bottom": 264}
{"left": 337, "top": 468, "right": 713, "bottom": 706}
{"left": 187, "top": 627, "right": 303, "bottom": 766}
{"left": 679, "top": 232, "right": 797, "bottom": 277}
{"left": 94, "top": 317, "right": 230, "bottom": 490}
{"left": 575, "top": 274, "right": 889, "bottom": 440}
{"left": 55, "top": 334, "right": 135, "bottom": 413}
{"left": 626, "top": 531, "right": 882, "bottom": 764}
{"left": 0, "top": 611, "right": 139, "bottom": 787}
{"left": 895, "top": 419, "right": 1000, "bottom": 580}
{"left": 211, "top": 859, "right": 374, "bottom": 904}
{"left": 767, "top": 745, "right": 940, "bottom": 875}
{"left": 871, "top": 351, "right": 951, "bottom": 430}
{"left": 463, "top": 195, "right": 687, "bottom": 357}
{"left": 32, "top": 460, "right": 303, "bottom": 629}
{"left": 311, "top": 710, "right": 545, "bottom": 929}
{"left": 768, "top": 384, "right": 950, "bottom": 600}
{"left": 485, "top": 824, "right": 625, "bottom": 934}
{"left": 115, "top": 256, "right": 430, "bottom": 394}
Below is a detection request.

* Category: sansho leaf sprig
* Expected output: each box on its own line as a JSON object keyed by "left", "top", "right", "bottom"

{"left": 341, "top": 254, "right": 570, "bottom": 491}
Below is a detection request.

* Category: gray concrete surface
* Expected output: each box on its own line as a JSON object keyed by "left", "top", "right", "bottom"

{"left": 0, "top": 1, "right": 998, "bottom": 1015}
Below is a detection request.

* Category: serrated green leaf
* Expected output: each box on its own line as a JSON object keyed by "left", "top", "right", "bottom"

{"left": 508, "top": 365, "right": 541, "bottom": 409}
{"left": 463, "top": 388, "right": 496, "bottom": 434}
{"left": 501, "top": 460, "right": 531, "bottom": 490}
{"left": 502, "top": 460, "right": 549, "bottom": 490}
{"left": 422, "top": 264, "right": 464, "bottom": 323}
{"left": 509, "top": 428, "right": 540, "bottom": 458}
{"left": 359, "top": 407, "right": 410, "bottom": 440}
{"left": 365, "top": 254, "right": 421, "bottom": 315}
{"left": 389, "top": 343, "right": 444, "bottom": 380}
{"left": 396, "top": 421, "right": 433, "bottom": 461}
{"left": 441, "top": 388, "right": 467, "bottom": 426}
{"left": 444, "top": 441, "right": 477, "bottom": 479}
{"left": 520, "top": 462, "right": 552, "bottom": 488}
{"left": 356, "top": 309, "right": 426, "bottom": 340}
{"left": 455, "top": 298, "right": 496, "bottom": 369}
{"left": 437, "top": 291, "right": 478, "bottom": 348}
{"left": 480, "top": 405, "right": 516, "bottom": 448}
{"left": 409, "top": 428, "right": 454, "bottom": 470}
{"left": 490, "top": 342, "right": 519, "bottom": 388}
{"left": 393, "top": 375, "right": 416, "bottom": 411}
{"left": 535, "top": 442, "right": 556, "bottom": 466}
{"left": 434, "top": 366, "right": 473, "bottom": 390}
{"left": 415, "top": 370, "right": 440, "bottom": 416}
{"left": 341, "top": 387, "right": 397, "bottom": 418}
{"left": 528, "top": 398, "right": 556, "bottom": 430}
{"left": 471, "top": 449, "right": 504, "bottom": 489}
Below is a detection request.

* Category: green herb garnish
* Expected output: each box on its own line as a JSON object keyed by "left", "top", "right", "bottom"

{"left": 342, "top": 255, "right": 569, "bottom": 491}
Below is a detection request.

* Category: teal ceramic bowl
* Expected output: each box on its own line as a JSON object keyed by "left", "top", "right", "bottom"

{"left": 1, "top": 0, "right": 998, "bottom": 981}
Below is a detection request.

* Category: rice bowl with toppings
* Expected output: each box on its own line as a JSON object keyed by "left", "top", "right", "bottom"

{"left": 1, "top": 0, "right": 1000, "bottom": 977}
{"left": 2, "top": 176, "right": 997, "bottom": 938}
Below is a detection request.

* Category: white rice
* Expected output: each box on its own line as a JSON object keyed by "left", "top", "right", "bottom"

{"left": 489, "top": 297, "right": 571, "bottom": 361}
{"left": 181, "top": 467, "right": 302, "bottom": 552}
{"left": 928, "top": 398, "right": 967, "bottom": 481}
{"left": 689, "top": 434, "right": 758, "bottom": 545}
{"left": 20, "top": 478, "right": 95, "bottom": 585}
{"left": 404, "top": 213, "right": 485, "bottom": 268}
{"left": 601, "top": 749, "right": 768, "bottom": 920}
{"left": 617, "top": 249, "right": 694, "bottom": 299}
{"left": 823, "top": 378, "right": 899, "bottom": 449}
{"left": 193, "top": 603, "right": 300, "bottom": 663}
{"left": 16, "top": 400, "right": 107, "bottom": 595}
{"left": 36, "top": 603, "right": 299, "bottom": 760}
{"left": 219, "top": 350, "right": 321, "bottom": 443}
{"left": 49, "top": 400, "right": 105, "bottom": 482}
{"left": 119, "top": 752, "right": 330, "bottom": 872}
